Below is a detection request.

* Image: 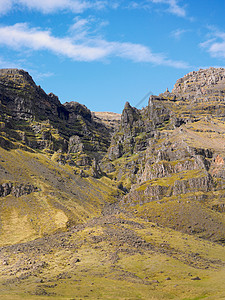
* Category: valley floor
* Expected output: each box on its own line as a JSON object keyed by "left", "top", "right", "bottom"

{"left": 0, "top": 203, "right": 224, "bottom": 300}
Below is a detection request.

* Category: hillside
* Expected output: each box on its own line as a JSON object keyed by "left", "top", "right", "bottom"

{"left": 0, "top": 68, "right": 225, "bottom": 299}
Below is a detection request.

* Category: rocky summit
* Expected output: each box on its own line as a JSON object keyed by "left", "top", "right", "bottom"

{"left": 0, "top": 68, "right": 225, "bottom": 299}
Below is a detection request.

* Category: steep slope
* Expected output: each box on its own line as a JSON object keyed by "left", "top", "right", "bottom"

{"left": 103, "top": 68, "right": 225, "bottom": 244}
{"left": 0, "top": 69, "right": 120, "bottom": 246}
{"left": 0, "top": 147, "right": 120, "bottom": 246}
{"left": 0, "top": 67, "right": 225, "bottom": 299}
{"left": 0, "top": 68, "right": 110, "bottom": 161}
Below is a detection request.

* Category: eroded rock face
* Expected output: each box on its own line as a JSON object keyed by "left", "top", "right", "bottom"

{"left": 147, "top": 96, "right": 171, "bottom": 128}
{"left": 91, "top": 158, "right": 103, "bottom": 178}
{"left": 68, "top": 135, "right": 84, "bottom": 153}
{"left": 140, "top": 144, "right": 212, "bottom": 183}
{"left": 125, "top": 170, "right": 214, "bottom": 205}
{"left": 172, "top": 67, "right": 225, "bottom": 102}
{"left": 0, "top": 182, "right": 40, "bottom": 198}
{"left": 106, "top": 69, "right": 225, "bottom": 212}
{"left": 0, "top": 69, "right": 64, "bottom": 121}
{"left": 0, "top": 68, "right": 110, "bottom": 163}
{"left": 63, "top": 101, "right": 92, "bottom": 123}
{"left": 108, "top": 143, "right": 123, "bottom": 160}
{"left": 125, "top": 135, "right": 216, "bottom": 204}
{"left": 105, "top": 100, "right": 168, "bottom": 160}
{"left": 121, "top": 102, "right": 140, "bottom": 128}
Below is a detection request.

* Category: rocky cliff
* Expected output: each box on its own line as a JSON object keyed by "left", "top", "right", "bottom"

{"left": 0, "top": 69, "right": 119, "bottom": 245}
{"left": 172, "top": 67, "right": 225, "bottom": 102}
{"left": 0, "top": 68, "right": 110, "bottom": 162}
{"left": 1, "top": 67, "right": 225, "bottom": 300}
{"left": 0, "top": 67, "right": 225, "bottom": 245}
{"left": 101, "top": 67, "right": 225, "bottom": 243}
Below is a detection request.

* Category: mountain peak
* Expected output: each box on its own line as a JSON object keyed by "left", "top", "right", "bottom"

{"left": 0, "top": 68, "right": 37, "bottom": 91}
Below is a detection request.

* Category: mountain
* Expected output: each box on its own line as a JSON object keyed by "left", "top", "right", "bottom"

{"left": 104, "top": 67, "right": 225, "bottom": 244}
{"left": 0, "top": 68, "right": 119, "bottom": 244}
{"left": 0, "top": 67, "right": 225, "bottom": 299}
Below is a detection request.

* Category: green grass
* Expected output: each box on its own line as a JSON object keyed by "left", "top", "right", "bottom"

{"left": 0, "top": 148, "right": 118, "bottom": 246}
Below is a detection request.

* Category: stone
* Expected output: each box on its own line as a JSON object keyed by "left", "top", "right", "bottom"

{"left": 191, "top": 276, "right": 201, "bottom": 280}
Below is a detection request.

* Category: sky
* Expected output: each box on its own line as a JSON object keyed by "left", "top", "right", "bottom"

{"left": 0, "top": 0, "right": 225, "bottom": 113}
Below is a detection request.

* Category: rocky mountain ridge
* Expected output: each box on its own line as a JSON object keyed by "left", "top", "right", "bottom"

{"left": 172, "top": 67, "right": 225, "bottom": 101}
{"left": 0, "top": 68, "right": 111, "bottom": 164}
{"left": 0, "top": 67, "right": 225, "bottom": 299}
{"left": 1, "top": 67, "right": 225, "bottom": 237}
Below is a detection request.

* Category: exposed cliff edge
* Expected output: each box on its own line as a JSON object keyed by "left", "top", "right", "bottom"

{"left": 0, "top": 68, "right": 110, "bottom": 161}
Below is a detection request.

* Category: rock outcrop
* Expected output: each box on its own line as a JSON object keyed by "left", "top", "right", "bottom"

{"left": 0, "top": 68, "right": 110, "bottom": 162}
{"left": 172, "top": 67, "right": 225, "bottom": 102}
{"left": 0, "top": 182, "right": 39, "bottom": 198}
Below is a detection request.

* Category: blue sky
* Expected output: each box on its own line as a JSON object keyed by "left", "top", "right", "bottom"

{"left": 0, "top": 0, "right": 224, "bottom": 113}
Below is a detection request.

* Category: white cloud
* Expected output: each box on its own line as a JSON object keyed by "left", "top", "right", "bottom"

{"left": 19, "top": 0, "right": 83, "bottom": 13}
{"left": 0, "top": 23, "right": 108, "bottom": 61}
{"left": 0, "top": 23, "right": 189, "bottom": 68}
{"left": 126, "top": 0, "right": 186, "bottom": 17}
{"left": 20, "top": 0, "right": 107, "bottom": 13}
{"left": 0, "top": 0, "right": 12, "bottom": 14}
{"left": 150, "top": 0, "right": 186, "bottom": 17}
{"left": 126, "top": 2, "right": 140, "bottom": 9}
{"left": 200, "top": 29, "right": 225, "bottom": 59}
{"left": 32, "top": 71, "right": 54, "bottom": 80}
{"left": 69, "top": 16, "right": 108, "bottom": 41}
{"left": 69, "top": 17, "right": 91, "bottom": 40}
{"left": 209, "top": 41, "right": 225, "bottom": 59}
{"left": 170, "top": 28, "right": 190, "bottom": 39}
{"left": 70, "top": 18, "right": 90, "bottom": 32}
{"left": 0, "top": 0, "right": 187, "bottom": 17}
{"left": 0, "top": 0, "right": 112, "bottom": 14}
{"left": 199, "top": 38, "right": 216, "bottom": 49}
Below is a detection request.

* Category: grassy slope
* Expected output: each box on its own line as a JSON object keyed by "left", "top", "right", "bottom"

{"left": 0, "top": 147, "right": 224, "bottom": 298}
{"left": 0, "top": 147, "right": 118, "bottom": 246}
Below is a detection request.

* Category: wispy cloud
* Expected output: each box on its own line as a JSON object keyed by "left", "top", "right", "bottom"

{"left": 0, "top": 56, "right": 20, "bottom": 68}
{"left": 126, "top": 2, "right": 140, "bottom": 9}
{"left": 0, "top": 0, "right": 187, "bottom": 18}
{"left": 0, "top": 23, "right": 108, "bottom": 61}
{"left": 69, "top": 16, "right": 109, "bottom": 40}
{"left": 200, "top": 28, "right": 225, "bottom": 59}
{"left": 31, "top": 70, "right": 54, "bottom": 81}
{"left": 170, "top": 28, "right": 190, "bottom": 39}
{"left": 0, "top": 22, "right": 190, "bottom": 68}
{"left": 150, "top": 0, "right": 186, "bottom": 17}
{"left": 126, "top": 0, "right": 186, "bottom": 17}
{"left": 0, "top": 0, "right": 112, "bottom": 15}
{"left": 0, "top": 0, "right": 13, "bottom": 14}
{"left": 199, "top": 38, "right": 216, "bottom": 49}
